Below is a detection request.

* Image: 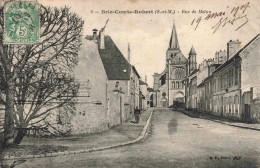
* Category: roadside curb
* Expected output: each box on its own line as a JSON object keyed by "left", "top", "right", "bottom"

{"left": 205, "top": 118, "right": 260, "bottom": 131}
{"left": 3, "top": 108, "right": 154, "bottom": 160}
{"left": 179, "top": 110, "right": 260, "bottom": 131}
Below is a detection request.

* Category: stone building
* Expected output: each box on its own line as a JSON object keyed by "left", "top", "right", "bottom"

{"left": 211, "top": 34, "right": 260, "bottom": 122}
{"left": 185, "top": 46, "right": 199, "bottom": 110}
{"left": 139, "top": 78, "right": 148, "bottom": 110}
{"left": 66, "top": 26, "right": 141, "bottom": 134}
{"left": 186, "top": 33, "right": 260, "bottom": 123}
{"left": 214, "top": 50, "right": 227, "bottom": 64}
{"left": 153, "top": 21, "right": 187, "bottom": 107}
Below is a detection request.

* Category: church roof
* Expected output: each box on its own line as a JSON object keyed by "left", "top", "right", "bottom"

{"left": 98, "top": 36, "right": 131, "bottom": 80}
{"left": 169, "top": 21, "right": 180, "bottom": 49}
{"left": 189, "top": 46, "right": 196, "bottom": 55}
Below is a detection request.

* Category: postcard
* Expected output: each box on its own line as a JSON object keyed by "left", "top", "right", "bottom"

{"left": 0, "top": 0, "right": 259, "bottom": 167}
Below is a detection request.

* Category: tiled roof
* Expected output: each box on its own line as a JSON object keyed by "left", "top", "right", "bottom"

{"left": 139, "top": 80, "right": 148, "bottom": 86}
{"left": 197, "top": 82, "right": 205, "bottom": 88}
{"left": 188, "top": 69, "right": 199, "bottom": 77}
{"left": 98, "top": 36, "right": 131, "bottom": 80}
{"left": 132, "top": 66, "right": 141, "bottom": 78}
{"left": 147, "top": 87, "right": 154, "bottom": 92}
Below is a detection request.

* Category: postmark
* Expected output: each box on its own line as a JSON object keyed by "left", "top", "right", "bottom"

{"left": 3, "top": 1, "right": 40, "bottom": 44}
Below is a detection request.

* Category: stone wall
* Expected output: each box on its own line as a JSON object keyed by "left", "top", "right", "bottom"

{"left": 71, "top": 103, "right": 108, "bottom": 134}
{"left": 251, "top": 98, "right": 260, "bottom": 123}
{"left": 107, "top": 80, "right": 132, "bottom": 125}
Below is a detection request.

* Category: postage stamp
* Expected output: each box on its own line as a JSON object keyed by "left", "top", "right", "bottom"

{"left": 3, "top": 1, "right": 40, "bottom": 44}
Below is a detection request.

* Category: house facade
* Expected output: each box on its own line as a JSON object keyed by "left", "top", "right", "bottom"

{"left": 185, "top": 34, "right": 260, "bottom": 123}
{"left": 139, "top": 79, "right": 148, "bottom": 110}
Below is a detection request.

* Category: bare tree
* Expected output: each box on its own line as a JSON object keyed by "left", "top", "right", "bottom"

{"left": 0, "top": 5, "right": 84, "bottom": 147}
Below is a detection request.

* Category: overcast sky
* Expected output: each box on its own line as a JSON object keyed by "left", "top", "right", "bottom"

{"left": 38, "top": 0, "right": 259, "bottom": 86}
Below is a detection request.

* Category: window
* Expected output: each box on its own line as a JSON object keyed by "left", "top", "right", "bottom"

{"left": 220, "top": 75, "right": 223, "bottom": 89}
{"left": 172, "top": 82, "right": 175, "bottom": 89}
{"left": 176, "top": 81, "right": 179, "bottom": 89}
{"left": 235, "top": 66, "right": 239, "bottom": 85}
{"left": 230, "top": 69, "right": 233, "bottom": 86}
{"left": 235, "top": 95, "right": 239, "bottom": 113}
{"left": 224, "top": 73, "right": 227, "bottom": 88}
{"left": 180, "top": 82, "right": 182, "bottom": 89}
{"left": 229, "top": 96, "right": 232, "bottom": 113}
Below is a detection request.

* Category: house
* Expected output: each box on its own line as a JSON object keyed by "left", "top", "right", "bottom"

{"left": 211, "top": 34, "right": 260, "bottom": 122}
{"left": 67, "top": 24, "right": 142, "bottom": 134}
{"left": 139, "top": 78, "right": 148, "bottom": 110}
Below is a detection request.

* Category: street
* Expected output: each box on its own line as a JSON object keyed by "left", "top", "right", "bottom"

{"left": 8, "top": 108, "right": 260, "bottom": 168}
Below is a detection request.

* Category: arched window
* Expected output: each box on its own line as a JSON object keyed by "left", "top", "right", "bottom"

{"left": 176, "top": 81, "right": 179, "bottom": 89}
{"left": 172, "top": 82, "right": 175, "bottom": 89}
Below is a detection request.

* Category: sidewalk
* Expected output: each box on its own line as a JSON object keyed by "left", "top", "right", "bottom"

{"left": 1, "top": 108, "right": 154, "bottom": 160}
{"left": 176, "top": 108, "right": 260, "bottom": 131}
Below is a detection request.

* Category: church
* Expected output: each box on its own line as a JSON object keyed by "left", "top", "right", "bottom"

{"left": 153, "top": 21, "right": 190, "bottom": 107}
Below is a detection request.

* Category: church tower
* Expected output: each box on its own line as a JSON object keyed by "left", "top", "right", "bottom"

{"left": 166, "top": 20, "right": 187, "bottom": 106}
{"left": 153, "top": 21, "right": 187, "bottom": 107}
{"left": 188, "top": 46, "right": 197, "bottom": 74}
{"left": 166, "top": 20, "right": 181, "bottom": 64}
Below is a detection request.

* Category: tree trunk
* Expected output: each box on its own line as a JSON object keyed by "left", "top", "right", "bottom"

{"left": 13, "top": 129, "right": 27, "bottom": 145}
{"left": 2, "top": 85, "right": 15, "bottom": 148}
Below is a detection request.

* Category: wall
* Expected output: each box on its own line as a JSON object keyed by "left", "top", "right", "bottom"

{"left": 252, "top": 96, "right": 260, "bottom": 123}
{"left": 240, "top": 35, "right": 260, "bottom": 122}
{"left": 158, "top": 81, "right": 168, "bottom": 107}
{"left": 240, "top": 36, "right": 260, "bottom": 99}
{"left": 140, "top": 84, "right": 148, "bottom": 110}
{"left": 71, "top": 39, "right": 108, "bottom": 134}
{"left": 197, "top": 65, "right": 208, "bottom": 85}
{"left": 197, "top": 85, "right": 205, "bottom": 112}
{"left": 107, "top": 80, "right": 131, "bottom": 125}
{"left": 212, "top": 60, "right": 241, "bottom": 120}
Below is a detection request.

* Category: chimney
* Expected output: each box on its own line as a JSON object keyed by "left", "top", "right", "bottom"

{"left": 215, "top": 51, "right": 218, "bottom": 64}
{"left": 227, "top": 39, "right": 241, "bottom": 59}
{"left": 92, "top": 29, "right": 98, "bottom": 41}
{"left": 128, "top": 42, "right": 131, "bottom": 63}
{"left": 99, "top": 19, "right": 109, "bottom": 50}
{"left": 99, "top": 30, "right": 105, "bottom": 49}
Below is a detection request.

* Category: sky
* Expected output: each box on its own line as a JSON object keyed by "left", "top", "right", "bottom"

{"left": 6, "top": 0, "right": 260, "bottom": 86}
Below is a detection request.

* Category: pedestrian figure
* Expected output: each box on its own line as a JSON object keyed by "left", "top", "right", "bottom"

{"left": 134, "top": 106, "right": 141, "bottom": 124}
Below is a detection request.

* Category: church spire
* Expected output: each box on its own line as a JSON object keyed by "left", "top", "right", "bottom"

{"left": 169, "top": 20, "right": 180, "bottom": 49}
{"left": 189, "top": 45, "right": 196, "bottom": 56}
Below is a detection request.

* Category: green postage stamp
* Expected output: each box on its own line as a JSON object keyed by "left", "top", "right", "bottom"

{"left": 3, "top": 1, "right": 40, "bottom": 44}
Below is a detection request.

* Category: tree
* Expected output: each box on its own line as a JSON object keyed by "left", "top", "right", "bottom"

{"left": 0, "top": 5, "right": 84, "bottom": 147}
